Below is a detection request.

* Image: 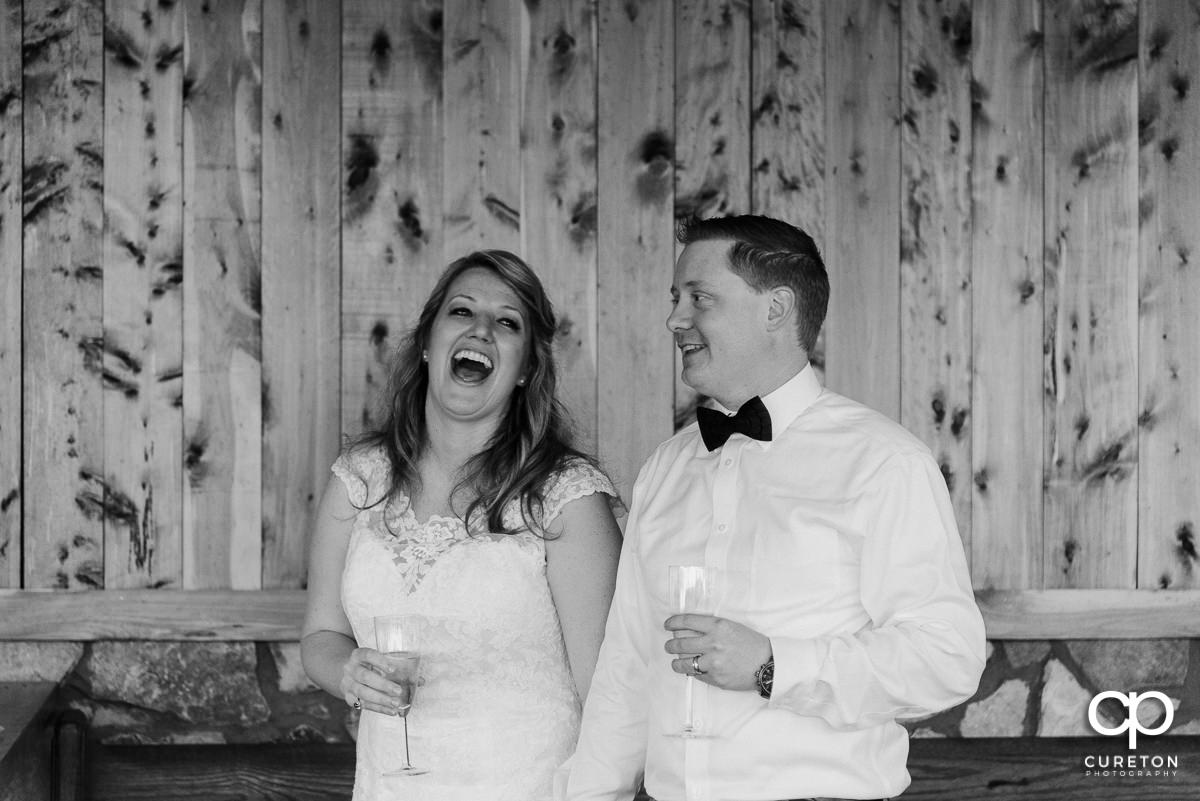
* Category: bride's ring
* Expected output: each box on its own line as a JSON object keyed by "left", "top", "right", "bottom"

{"left": 691, "top": 655, "right": 706, "bottom": 676}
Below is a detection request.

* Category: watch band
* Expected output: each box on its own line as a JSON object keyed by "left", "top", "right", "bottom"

{"left": 755, "top": 655, "right": 774, "bottom": 699}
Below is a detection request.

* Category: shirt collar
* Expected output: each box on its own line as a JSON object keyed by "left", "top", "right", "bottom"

{"left": 760, "top": 363, "right": 823, "bottom": 437}
{"left": 710, "top": 364, "right": 823, "bottom": 444}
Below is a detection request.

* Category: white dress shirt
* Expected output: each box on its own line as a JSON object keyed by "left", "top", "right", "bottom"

{"left": 566, "top": 366, "right": 986, "bottom": 801}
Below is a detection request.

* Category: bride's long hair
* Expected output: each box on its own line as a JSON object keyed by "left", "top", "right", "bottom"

{"left": 349, "top": 250, "right": 590, "bottom": 536}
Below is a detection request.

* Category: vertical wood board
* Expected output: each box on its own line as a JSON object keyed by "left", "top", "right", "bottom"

{"left": 102, "top": 0, "right": 185, "bottom": 589}
{"left": 21, "top": 0, "right": 105, "bottom": 589}
{"left": 182, "top": 0, "right": 264, "bottom": 589}
{"left": 1137, "top": 0, "right": 1200, "bottom": 590}
{"left": 969, "top": 0, "right": 1045, "bottom": 589}
{"left": 900, "top": 0, "right": 974, "bottom": 551}
{"left": 750, "top": 0, "right": 827, "bottom": 380}
{"left": 1043, "top": 0, "right": 1139, "bottom": 588}
{"left": 442, "top": 0, "right": 521, "bottom": 258}
{"left": 824, "top": 0, "right": 902, "bottom": 419}
{"left": 341, "top": 0, "right": 443, "bottom": 435}
{"left": 522, "top": 0, "right": 599, "bottom": 452}
{"left": 0, "top": 0, "right": 21, "bottom": 587}
{"left": 673, "top": 0, "right": 752, "bottom": 425}
{"left": 596, "top": 0, "right": 676, "bottom": 496}
{"left": 261, "top": 0, "right": 342, "bottom": 588}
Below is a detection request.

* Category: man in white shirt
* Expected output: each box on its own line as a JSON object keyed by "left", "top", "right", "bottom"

{"left": 565, "top": 215, "right": 986, "bottom": 801}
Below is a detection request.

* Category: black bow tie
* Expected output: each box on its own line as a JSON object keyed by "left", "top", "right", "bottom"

{"left": 696, "top": 396, "right": 773, "bottom": 451}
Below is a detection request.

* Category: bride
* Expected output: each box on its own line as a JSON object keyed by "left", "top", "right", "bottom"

{"left": 301, "top": 250, "right": 622, "bottom": 800}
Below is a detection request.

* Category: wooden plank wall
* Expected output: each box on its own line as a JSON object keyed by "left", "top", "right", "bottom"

{"left": 1138, "top": 0, "right": 1200, "bottom": 591}
{"left": 261, "top": 0, "right": 341, "bottom": 588}
{"left": 596, "top": 0, "right": 675, "bottom": 492}
{"left": 340, "top": 0, "right": 442, "bottom": 435}
{"left": 22, "top": 0, "right": 105, "bottom": 589}
{"left": 102, "top": 0, "right": 184, "bottom": 589}
{"left": 0, "top": 0, "right": 21, "bottom": 587}
{"left": 969, "top": 0, "right": 1044, "bottom": 590}
{"left": 181, "top": 0, "right": 264, "bottom": 590}
{"left": 524, "top": 0, "right": 600, "bottom": 452}
{"left": 825, "top": 0, "right": 901, "bottom": 422}
{"left": 1043, "top": 0, "right": 1140, "bottom": 589}
{"left": 0, "top": 0, "right": 1197, "bottom": 605}
{"left": 673, "top": 0, "right": 751, "bottom": 425}
{"left": 750, "top": 0, "right": 826, "bottom": 377}
{"left": 900, "top": 0, "right": 974, "bottom": 551}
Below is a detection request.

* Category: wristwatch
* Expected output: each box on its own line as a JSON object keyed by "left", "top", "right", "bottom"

{"left": 755, "top": 655, "right": 774, "bottom": 699}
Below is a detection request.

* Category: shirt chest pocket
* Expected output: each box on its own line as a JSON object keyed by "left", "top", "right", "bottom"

{"left": 748, "top": 492, "right": 858, "bottom": 613}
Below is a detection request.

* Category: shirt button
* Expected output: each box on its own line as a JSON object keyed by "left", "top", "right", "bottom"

{"left": 723, "top": 458, "right": 732, "bottom": 467}
{"left": 718, "top": 523, "right": 727, "bottom": 532}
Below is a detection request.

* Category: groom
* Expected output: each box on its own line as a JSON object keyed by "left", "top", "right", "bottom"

{"left": 566, "top": 215, "right": 985, "bottom": 801}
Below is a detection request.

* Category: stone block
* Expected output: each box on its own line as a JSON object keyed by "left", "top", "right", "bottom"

{"left": 1038, "top": 659, "right": 1094, "bottom": 736}
{"left": 1171, "top": 719, "right": 1200, "bottom": 735}
{"left": 1135, "top": 695, "right": 1179, "bottom": 729}
{"left": 165, "top": 731, "right": 227, "bottom": 745}
{"left": 0, "top": 641, "right": 83, "bottom": 681}
{"left": 1004, "top": 641, "right": 1050, "bottom": 670}
{"left": 961, "top": 678, "right": 1029, "bottom": 737}
{"left": 1067, "top": 640, "right": 1189, "bottom": 691}
{"left": 82, "top": 641, "right": 270, "bottom": 726}
{"left": 287, "top": 723, "right": 328, "bottom": 742}
{"left": 75, "top": 700, "right": 152, "bottom": 731}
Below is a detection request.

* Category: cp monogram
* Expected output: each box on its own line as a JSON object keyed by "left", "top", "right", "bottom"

{"left": 1087, "top": 690, "right": 1174, "bottom": 749}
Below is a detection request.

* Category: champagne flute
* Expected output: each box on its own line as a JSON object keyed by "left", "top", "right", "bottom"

{"left": 666, "top": 565, "right": 719, "bottom": 738}
{"left": 374, "top": 614, "right": 429, "bottom": 777}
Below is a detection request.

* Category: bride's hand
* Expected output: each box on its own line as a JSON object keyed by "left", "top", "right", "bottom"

{"left": 341, "top": 647, "right": 406, "bottom": 715}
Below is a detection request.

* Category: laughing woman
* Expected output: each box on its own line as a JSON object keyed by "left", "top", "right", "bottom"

{"left": 301, "top": 251, "right": 623, "bottom": 801}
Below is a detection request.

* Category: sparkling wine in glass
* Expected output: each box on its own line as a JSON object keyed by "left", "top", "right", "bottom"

{"left": 666, "top": 565, "right": 719, "bottom": 738}
{"left": 374, "top": 615, "right": 428, "bottom": 777}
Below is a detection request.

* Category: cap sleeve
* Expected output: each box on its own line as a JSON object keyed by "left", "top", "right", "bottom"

{"left": 331, "top": 446, "right": 390, "bottom": 508}
{"left": 540, "top": 458, "right": 624, "bottom": 528}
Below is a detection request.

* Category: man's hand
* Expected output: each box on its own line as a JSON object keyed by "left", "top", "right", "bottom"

{"left": 664, "top": 614, "right": 772, "bottom": 692}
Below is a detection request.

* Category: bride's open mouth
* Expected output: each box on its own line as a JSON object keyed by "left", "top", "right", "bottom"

{"left": 450, "top": 349, "right": 494, "bottom": 385}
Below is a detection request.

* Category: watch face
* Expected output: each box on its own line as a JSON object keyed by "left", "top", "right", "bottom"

{"left": 756, "top": 658, "right": 774, "bottom": 699}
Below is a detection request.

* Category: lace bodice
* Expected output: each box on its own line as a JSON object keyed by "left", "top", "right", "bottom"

{"left": 334, "top": 446, "right": 619, "bottom": 801}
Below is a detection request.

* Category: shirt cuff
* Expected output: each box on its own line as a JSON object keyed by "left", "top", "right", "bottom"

{"left": 766, "top": 635, "right": 822, "bottom": 707}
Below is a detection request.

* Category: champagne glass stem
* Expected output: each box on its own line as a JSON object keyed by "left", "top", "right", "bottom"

{"left": 683, "top": 676, "right": 695, "bottom": 732}
{"left": 403, "top": 716, "right": 413, "bottom": 770}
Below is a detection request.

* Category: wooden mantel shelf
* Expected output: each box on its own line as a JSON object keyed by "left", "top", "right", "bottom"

{"left": 976, "top": 589, "right": 1200, "bottom": 639}
{"left": 1, "top": 588, "right": 1199, "bottom": 641}
{"left": 0, "top": 590, "right": 304, "bottom": 641}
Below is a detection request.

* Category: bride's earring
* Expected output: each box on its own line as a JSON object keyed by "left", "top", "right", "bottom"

{"left": 422, "top": 350, "right": 429, "bottom": 362}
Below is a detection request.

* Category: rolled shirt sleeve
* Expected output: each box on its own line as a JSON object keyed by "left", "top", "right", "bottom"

{"left": 769, "top": 451, "right": 986, "bottom": 729}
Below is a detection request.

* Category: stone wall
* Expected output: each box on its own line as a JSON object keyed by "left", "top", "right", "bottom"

{"left": 0, "top": 641, "right": 352, "bottom": 745}
{"left": 2, "top": 639, "right": 1198, "bottom": 744}
{"left": 906, "top": 640, "right": 1200, "bottom": 738}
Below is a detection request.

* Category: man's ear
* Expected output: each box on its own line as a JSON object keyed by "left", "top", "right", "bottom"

{"left": 765, "top": 286, "right": 796, "bottom": 332}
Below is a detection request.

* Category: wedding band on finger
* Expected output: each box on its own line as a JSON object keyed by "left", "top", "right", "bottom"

{"left": 691, "top": 655, "right": 706, "bottom": 676}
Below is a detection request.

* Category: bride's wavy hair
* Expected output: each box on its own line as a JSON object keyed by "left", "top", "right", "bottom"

{"left": 352, "top": 250, "right": 588, "bottom": 536}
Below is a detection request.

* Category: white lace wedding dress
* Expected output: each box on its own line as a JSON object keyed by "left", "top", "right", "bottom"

{"left": 335, "top": 446, "right": 618, "bottom": 801}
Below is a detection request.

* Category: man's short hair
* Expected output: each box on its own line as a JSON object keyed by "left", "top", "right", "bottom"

{"left": 676, "top": 214, "right": 829, "bottom": 354}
